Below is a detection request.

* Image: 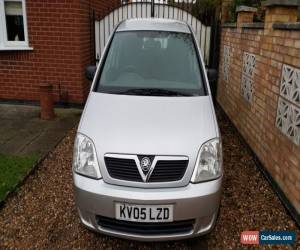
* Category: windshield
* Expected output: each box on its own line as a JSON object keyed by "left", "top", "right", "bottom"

{"left": 96, "top": 31, "right": 205, "bottom": 96}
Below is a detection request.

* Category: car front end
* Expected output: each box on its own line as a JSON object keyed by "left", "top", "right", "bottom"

{"left": 72, "top": 93, "right": 222, "bottom": 241}
{"left": 73, "top": 172, "right": 221, "bottom": 241}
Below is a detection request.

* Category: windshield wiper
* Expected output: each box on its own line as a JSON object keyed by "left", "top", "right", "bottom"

{"left": 115, "top": 88, "right": 194, "bottom": 96}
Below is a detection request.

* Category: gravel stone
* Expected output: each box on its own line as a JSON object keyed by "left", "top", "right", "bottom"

{"left": 0, "top": 106, "right": 299, "bottom": 249}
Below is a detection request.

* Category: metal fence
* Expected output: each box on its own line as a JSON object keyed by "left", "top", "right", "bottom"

{"left": 94, "top": 1, "right": 213, "bottom": 65}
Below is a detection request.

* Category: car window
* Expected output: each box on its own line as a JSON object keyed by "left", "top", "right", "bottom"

{"left": 96, "top": 30, "right": 205, "bottom": 96}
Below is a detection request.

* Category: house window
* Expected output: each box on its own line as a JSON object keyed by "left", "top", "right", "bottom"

{"left": 0, "top": 0, "right": 30, "bottom": 50}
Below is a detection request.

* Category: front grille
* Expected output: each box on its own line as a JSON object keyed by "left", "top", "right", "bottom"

{"left": 149, "top": 160, "right": 188, "bottom": 182}
{"left": 104, "top": 156, "right": 188, "bottom": 183}
{"left": 97, "top": 216, "right": 194, "bottom": 235}
{"left": 104, "top": 157, "right": 142, "bottom": 182}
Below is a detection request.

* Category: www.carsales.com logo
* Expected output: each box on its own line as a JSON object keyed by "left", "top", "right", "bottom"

{"left": 240, "top": 231, "right": 296, "bottom": 245}
{"left": 240, "top": 231, "right": 259, "bottom": 245}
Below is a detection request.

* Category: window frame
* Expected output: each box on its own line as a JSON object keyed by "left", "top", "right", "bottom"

{"left": 0, "top": 0, "right": 31, "bottom": 50}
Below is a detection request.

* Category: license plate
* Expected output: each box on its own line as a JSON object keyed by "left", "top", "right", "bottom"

{"left": 115, "top": 203, "right": 174, "bottom": 223}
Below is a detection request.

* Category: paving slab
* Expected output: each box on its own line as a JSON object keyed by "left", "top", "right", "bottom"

{"left": 0, "top": 104, "right": 81, "bottom": 157}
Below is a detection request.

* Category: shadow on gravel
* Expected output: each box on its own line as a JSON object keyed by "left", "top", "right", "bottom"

{"left": 0, "top": 105, "right": 299, "bottom": 250}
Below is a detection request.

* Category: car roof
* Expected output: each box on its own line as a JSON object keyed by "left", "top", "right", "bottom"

{"left": 116, "top": 18, "right": 191, "bottom": 34}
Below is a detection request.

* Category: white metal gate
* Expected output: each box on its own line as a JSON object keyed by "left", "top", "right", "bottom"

{"left": 95, "top": 2, "right": 212, "bottom": 65}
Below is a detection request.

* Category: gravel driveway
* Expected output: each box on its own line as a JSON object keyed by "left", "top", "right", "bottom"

{"left": 0, "top": 106, "right": 299, "bottom": 250}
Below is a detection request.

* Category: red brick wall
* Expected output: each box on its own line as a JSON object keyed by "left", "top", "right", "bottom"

{"left": 217, "top": 22, "right": 300, "bottom": 213}
{"left": 0, "top": 0, "right": 118, "bottom": 104}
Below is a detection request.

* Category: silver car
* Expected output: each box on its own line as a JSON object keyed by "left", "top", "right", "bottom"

{"left": 73, "top": 18, "right": 222, "bottom": 241}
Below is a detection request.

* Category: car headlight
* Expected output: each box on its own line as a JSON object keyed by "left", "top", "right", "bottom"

{"left": 191, "top": 138, "right": 222, "bottom": 183}
{"left": 73, "top": 133, "right": 101, "bottom": 179}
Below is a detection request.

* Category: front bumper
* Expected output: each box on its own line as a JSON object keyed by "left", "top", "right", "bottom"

{"left": 73, "top": 173, "right": 222, "bottom": 241}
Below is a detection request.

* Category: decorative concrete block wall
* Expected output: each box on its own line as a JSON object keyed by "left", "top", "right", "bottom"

{"left": 223, "top": 45, "right": 231, "bottom": 82}
{"left": 218, "top": 1, "right": 300, "bottom": 215}
{"left": 276, "top": 64, "right": 300, "bottom": 146}
{"left": 241, "top": 52, "right": 256, "bottom": 102}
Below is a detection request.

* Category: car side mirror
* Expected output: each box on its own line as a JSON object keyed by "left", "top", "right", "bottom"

{"left": 85, "top": 65, "right": 97, "bottom": 81}
{"left": 206, "top": 68, "right": 218, "bottom": 82}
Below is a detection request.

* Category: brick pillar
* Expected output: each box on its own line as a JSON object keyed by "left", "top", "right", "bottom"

{"left": 264, "top": 0, "right": 300, "bottom": 30}
{"left": 236, "top": 6, "right": 257, "bottom": 28}
{"left": 39, "top": 84, "right": 55, "bottom": 120}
